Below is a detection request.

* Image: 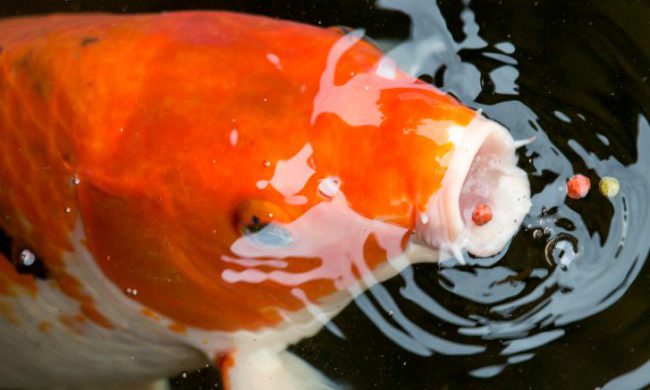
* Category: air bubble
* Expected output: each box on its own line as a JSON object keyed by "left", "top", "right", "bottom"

{"left": 263, "top": 160, "right": 271, "bottom": 167}
{"left": 64, "top": 206, "right": 72, "bottom": 214}
{"left": 544, "top": 233, "right": 579, "bottom": 269}
{"left": 71, "top": 175, "right": 81, "bottom": 185}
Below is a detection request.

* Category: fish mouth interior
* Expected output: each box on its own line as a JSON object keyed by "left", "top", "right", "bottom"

{"left": 457, "top": 123, "right": 531, "bottom": 257}
{"left": 418, "top": 116, "right": 531, "bottom": 259}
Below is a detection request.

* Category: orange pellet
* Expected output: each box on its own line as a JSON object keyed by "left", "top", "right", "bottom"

{"left": 472, "top": 204, "right": 493, "bottom": 226}
{"left": 567, "top": 174, "right": 591, "bottom": 199}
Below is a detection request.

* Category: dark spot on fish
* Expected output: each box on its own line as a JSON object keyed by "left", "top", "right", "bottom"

{"left": 61, "top": 151, "right": 74, "bottom": 165}
{"left": 0, "top": 226, "right": 49, "bottom": 280}
{"left": 80, "top": 37, "right": 100, "bottom": 47}
{"left": 15, "top": 51, "right": 52, "bottom": 97}
{"left": 16, "top": 51, "right": 33, "bottom": 70}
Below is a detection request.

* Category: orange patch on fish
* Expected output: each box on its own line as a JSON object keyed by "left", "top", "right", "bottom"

{"left": 0, "top": 302, "right": 19, "bottom": 325}
{"left": 58, "top": 313, "right": 87, "bottom": 333}
{"left": 168, "top": 322, "right": 189, "bottom": 334}
{"left": 141, "top": 308, "right": 161, "bottom": 321}
{"left": 0, "top": 259, "right": 37, "bottom": 296}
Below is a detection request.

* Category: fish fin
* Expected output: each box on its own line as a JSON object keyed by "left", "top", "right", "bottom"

{"left": 221, "top": 348, "right": 338, "bottom": 390}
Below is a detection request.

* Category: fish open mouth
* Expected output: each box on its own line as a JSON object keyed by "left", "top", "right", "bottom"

{"left": 417, "top": 115, "right": 531, "bottom": 259}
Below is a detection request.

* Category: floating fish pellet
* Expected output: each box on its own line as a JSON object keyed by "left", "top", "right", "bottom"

{"left": 566, "top": 174, "right": 590, "bottom": 199}
{"left": 472, "top": 204, "right": 492, "bottom": 226}
{"left": 599, "top": 176, "right": 620, "bottom": 198}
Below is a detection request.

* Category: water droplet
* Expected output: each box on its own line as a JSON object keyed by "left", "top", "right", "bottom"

{"left": 64, "top": 206, "right": 72, "bottom": 214}
{"left": 19, "top": 249, "right": 35, "bottom": 267}
{"left": 125, "top": 288, "right": 138, "bottom": 296}
{"left": 256, "top": 180, "right": 269, "bottom": 190}
{"left": 71, "top": 175, "right": 80, "bottom": 185}
{"left": 229, "top": 128, "right": 238, "bottom": 146}
{"left": 544, "top": 233, "right": 579, "bottom": 269}
{"left": 263, "top": 160, "right": 271, "bottom": 167}
{"left": 318, "top": 177, "right": 340, "bottom": 197}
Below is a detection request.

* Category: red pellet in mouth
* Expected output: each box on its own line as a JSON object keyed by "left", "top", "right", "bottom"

{"left": 567, "top": 174, "right": 591, "bottom": 199}
{"left": 472, "top": 204, "right": 493, "bottom": 226}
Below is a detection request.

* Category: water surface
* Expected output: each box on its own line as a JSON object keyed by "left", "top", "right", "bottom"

{"left": 4, "top": 1, "right": 648, "bottom": 389}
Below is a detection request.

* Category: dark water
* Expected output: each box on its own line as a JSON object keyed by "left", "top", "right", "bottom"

{"left": 4, "top": 1, "right": 649, "bottom": 389}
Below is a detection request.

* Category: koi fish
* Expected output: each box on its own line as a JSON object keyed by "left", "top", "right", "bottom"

{"left": 0, "top": 11, "right": 531, "bottom": 389}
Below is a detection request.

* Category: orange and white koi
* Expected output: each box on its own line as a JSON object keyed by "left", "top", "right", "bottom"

{"left": 0, "top": 11, "right": 530, "bottom": 389}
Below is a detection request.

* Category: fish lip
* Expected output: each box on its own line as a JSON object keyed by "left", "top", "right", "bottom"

{"left": 416, "top": 115, "right": 532, "bottom": 259}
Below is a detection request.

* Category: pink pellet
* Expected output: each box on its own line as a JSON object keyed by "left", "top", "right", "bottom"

{"left": 472, "top": 204, "right": 493, "bottom": 226}
{"left": 567, "top": 174, "right": 591, "bottom": 199}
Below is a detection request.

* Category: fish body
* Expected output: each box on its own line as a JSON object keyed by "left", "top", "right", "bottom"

{"left": 0, "top": 12, "right": 530, "bottom": 389}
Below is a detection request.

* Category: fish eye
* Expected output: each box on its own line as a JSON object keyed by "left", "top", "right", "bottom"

{"left": 235, "top": 200, "right": 293, "bottom": 247}
{"left": 242, "top": 215, "right": 267, "bottom": 234}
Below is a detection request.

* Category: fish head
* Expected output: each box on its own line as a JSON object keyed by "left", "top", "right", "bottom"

{"left": 71, "top": 26, "right": 530, "bottom": 334}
